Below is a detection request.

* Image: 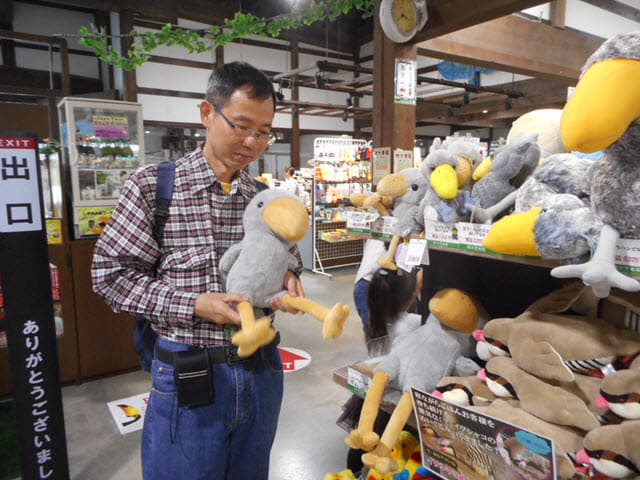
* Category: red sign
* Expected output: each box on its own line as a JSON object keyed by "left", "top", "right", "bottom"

{"left": 0, "top": 137, "right": 35, "bottom": 149}
{"left": 278, "top": 347, "right": 311, "bottom": 372}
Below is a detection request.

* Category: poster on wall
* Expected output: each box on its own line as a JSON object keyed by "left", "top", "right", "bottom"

{"left": 76, "top": 206, "right": 116, "bottom": 236}
{"left": 92, "top": 115, "right": 130, "bottom": 139}
{"left": 373, "top": 147, "right": 391, "bottom": 185}
{"left": 394, "top": 148, "right": 414, "bottom": 172}
{"left": 395, "top": 58, "right": 417, "bottom": 105}
{"left": 412, "top": 388, "right": 556, "bottom": 480}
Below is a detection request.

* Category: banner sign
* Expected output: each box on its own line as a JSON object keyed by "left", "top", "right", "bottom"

{"left": 412, "top": 388, "right": 556, "bottom": 480}
{"left": 0, "top": 132, "right": 70, "bottom": 480}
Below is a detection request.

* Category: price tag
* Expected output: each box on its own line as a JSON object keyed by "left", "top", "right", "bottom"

{"left": 346, "top": 210, "right": 373, "bottom": 234}
{"left": 371, "top": 216, "right": 397, "bottom": 240}
{"left": 402, "top": 238, "right": 429, "bottom": 270}
{"left": 347, "top": 367, "right": 372, "bottom": 396}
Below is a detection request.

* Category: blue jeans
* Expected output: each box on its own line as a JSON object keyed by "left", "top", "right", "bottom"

{"left": 353, "top": 278, "right": 370, "bottom": 340}
{"left": 141, "top": 337, "right": 284, "bottom": 480}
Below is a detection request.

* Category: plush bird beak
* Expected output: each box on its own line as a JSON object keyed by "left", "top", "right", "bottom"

{"left": 483, "top": 206, "right": 542, "bottom": 257}
{"left": 472, "top": 156, "right": 491, "bottom": 181}
{"left": 456, "top": 156, "right": 473, "bottom": 187}
{"left": 262, "top": 197, "right": 309, "bottom": 242}
{"left": 430, "top": 164, "right": 458, "bottom": 199}
{"left": 375, "top": 172, "right": 408, "bottom": 197}
{"left": 561, "top": 58, "right": 640, "bottom": 153}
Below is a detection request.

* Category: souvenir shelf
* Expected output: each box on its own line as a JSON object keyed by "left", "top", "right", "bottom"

{"left": 311, "top": 137, "right": 372, "bottom": 276}
{"left": 57, "top": 97, "right": 145, "bottom": 239}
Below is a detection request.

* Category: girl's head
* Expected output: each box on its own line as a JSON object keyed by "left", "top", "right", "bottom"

{"left": 366, "top": 267, "right": 423, "bottom": 344}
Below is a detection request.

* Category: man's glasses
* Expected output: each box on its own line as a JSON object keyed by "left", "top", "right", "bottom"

{"left": 213, "top": 104, "right": 277, "bottom": 145}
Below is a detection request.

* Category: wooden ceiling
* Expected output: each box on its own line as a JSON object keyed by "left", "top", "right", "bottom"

{"left": 3, "top": 0, "right": 640, "bottom": 131}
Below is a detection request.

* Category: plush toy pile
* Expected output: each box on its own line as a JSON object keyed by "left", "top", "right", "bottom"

{"left": 439, "top": 283, "right": 640, "bottom": 479}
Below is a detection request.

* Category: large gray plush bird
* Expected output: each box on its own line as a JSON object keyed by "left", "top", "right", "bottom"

{"left": 477, "top": 153, "right": 603, "bottom": 259}
{"left": 220, "top": 188, "right": 349, "bottom": 356}
{"left": 551, "top": 31, "right": 640, "bottom": 297}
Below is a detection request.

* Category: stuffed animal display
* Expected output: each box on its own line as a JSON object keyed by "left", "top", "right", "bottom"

{"left": 220, "top": 189, "right": 349, "bottom": 356}
{"left": 345, "top": 289, "right": 483, "bottom": 476}
{"left": 439, "top": 283, "right": 640, "bottom": 479}
{"left": 550, "top": 31, "right": 640, "bottom": 298}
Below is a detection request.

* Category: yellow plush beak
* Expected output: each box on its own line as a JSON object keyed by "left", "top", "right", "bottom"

{"left": 561, "top": 58, "right": 640, "bottom": 153}
{"left": 376, "top": 172, "right": 408, "bottom": 197}
{"left": 472, "top": 156, "right": 491, "bottom": 181}
{"left": 456, "top": 156, "right": 473, "bottom": 187}
{"left": 483, "top": 206, "right": 541, "bottom": 256}
{"left": 430, "top": 164, "right": 458, "bottom": 199}
{"left": 262, "top": 197, "right": 309, "bottom": 242}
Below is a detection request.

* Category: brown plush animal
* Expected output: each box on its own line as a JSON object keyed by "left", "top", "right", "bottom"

{"left": 433, "top": 375, "right": 495, "bottom": 407}
{"left": 577, "top": 420, "right": 640, "bottom": 479}
{"left": 478, "top": 356, "right": 601, "bottom": 431}
{"left": 595, "top": 356, "right": 640, "bottom": 420}
{"left": 474, "top": 283, "right": 640, "bottom": 382}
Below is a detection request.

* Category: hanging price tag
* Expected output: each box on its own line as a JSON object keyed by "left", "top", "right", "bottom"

{"left": 403, "top": 238, "right": 429, "bottom": 268}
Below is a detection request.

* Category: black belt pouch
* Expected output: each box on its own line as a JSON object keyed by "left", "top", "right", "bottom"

{"left": 173, "top": 349, "right": 215, "bottom": 408}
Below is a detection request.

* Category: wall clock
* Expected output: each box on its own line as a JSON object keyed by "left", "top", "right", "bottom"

{"left": 379, "top": 0, "right": 428, "bottom": 43}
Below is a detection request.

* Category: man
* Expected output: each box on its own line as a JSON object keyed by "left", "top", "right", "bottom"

{"left": 92, "top": 62, "right": 304, "bottom": 479}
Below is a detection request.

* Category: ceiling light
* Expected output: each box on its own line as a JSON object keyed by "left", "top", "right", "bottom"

{"left": 482, "top": 109, "right": 488, "bottom": 114}
{"left": 144, "top": 130, "right": 150, "bottom": 134}
{"left": 194, "top": 133, "right": 200, "bottom": 137}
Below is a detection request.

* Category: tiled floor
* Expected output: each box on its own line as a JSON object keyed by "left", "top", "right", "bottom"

{"left": 60, "top": 265, "right": 368, "bottom": 480}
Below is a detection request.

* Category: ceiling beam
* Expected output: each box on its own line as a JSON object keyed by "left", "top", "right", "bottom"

{"left": 413, "top": 0, "right": 544, "bottom": 43}
{"left": 579, "top": 0, "right": 640, "bottom": 22}
{"left": 416, "top": 14, "right": 603, "bottom": 82}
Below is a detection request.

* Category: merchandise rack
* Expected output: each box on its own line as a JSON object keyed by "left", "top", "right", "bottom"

{"left": 311, "top": 137, "right": 371, "bottom": 277}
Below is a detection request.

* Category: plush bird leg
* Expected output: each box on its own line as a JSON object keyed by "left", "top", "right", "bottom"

{"left": 345, "top": 370, "right": 389, "bottom": 451}
{"left": 378, "top": 234, "right": 401, "bottom": 270}
{"left": 552, "top": 224, "right": 640, "bottom": 298}
{"left": 471, "top": 189, "right": 518, "bottom": 224}
{"left": 363, "top": 192, "right": 391, "bottom": 217}
{"left": 231, "top": 301, "right": 277, "bottom": 357}
{"left": 361, "top": 391, "right": 414, "bottom": 476}
{"left": 281, "top": 294, "right": 349, "bottom": 339}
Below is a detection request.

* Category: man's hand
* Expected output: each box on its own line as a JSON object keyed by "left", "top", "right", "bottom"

{"left": 269, "top": 271, "right": 305, "bottom": 314}
{"left": 194, "top": 292, "right": 248, "bottom": 325}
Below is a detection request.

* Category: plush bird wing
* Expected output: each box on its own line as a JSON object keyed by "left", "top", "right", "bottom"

{"left": 509, "top": 337, "right": 574, "bottom": 382}
{"left": 220, "top": 243, "right": 243, "bottom": 282}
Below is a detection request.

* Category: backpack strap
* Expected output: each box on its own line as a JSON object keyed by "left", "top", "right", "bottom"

{"left": 253, "top": 179, "right": 269, "bottom": 192}
{"left": 152, "top": 162, "right": 176, "bottom": 245}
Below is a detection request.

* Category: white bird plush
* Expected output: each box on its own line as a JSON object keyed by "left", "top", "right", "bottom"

{"left": 220, "top": 189, "right": 349, "bottom": 356}
{"left": 551, "top": 31, "right": 640, "bottom": 297}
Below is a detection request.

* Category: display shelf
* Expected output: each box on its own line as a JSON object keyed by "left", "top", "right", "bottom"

{"left": 57, "top": 97, "right": 145, "bottom": 239}
{"left": 311, "top": 137, "right": 372, "bottom": 276}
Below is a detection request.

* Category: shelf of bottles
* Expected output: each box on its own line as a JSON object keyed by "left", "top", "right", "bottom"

{"left": 58, "top": 97, "right": 145, "bottom": 239}
{"left": 312, "top": 138, "right": 372, "bottom": 271}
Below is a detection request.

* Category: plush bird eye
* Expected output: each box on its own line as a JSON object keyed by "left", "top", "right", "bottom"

{"left": 411, "top": 184, "right": 419, "bottom": 191}
{"left": 257, "top": 201, "right": 264, "bottom": 208}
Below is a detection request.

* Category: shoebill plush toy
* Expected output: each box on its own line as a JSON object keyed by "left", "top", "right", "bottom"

{"left": 220, "top": 189, "right": 349, "bottom": 356}
{"left": 552, "top": 31, "right": 640, "bottom": 297}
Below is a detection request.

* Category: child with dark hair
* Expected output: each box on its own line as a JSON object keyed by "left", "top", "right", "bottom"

{"left": 366, "top": 266, "right": 423, "bottom": 355}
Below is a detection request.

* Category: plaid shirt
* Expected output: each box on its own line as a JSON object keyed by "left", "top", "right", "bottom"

{"left": 92, "top": 147, "right": 302, "bottom": 346}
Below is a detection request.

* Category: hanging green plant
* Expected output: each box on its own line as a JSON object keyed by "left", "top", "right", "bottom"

{"left": 79, "top": 0, "right": 375, "bottom": 71}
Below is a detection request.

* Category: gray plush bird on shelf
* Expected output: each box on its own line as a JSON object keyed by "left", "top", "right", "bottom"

{"left": 479, "top": 153, "right": 603, "bottom": 260}
{"left": 551, "top": 31, "right": 640, "bottom": 297}
{"left": 220, "top": 188, "right": 349, "bottom": 356}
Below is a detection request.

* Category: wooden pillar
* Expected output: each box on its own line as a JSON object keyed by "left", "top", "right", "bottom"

{"left": 215, "top": 45, "right": 224, "bottom": 68}
{"left": 120, "top": 10, "right": 137, "bottom": 102}
{"left": 290, "top": 33, "right": 300, "bottom": 168}
{"left": 0, "top": 0, "right": 15, "bottom": 67}
{"left": 373, "top": 0, "right": 416, "bottom": 171}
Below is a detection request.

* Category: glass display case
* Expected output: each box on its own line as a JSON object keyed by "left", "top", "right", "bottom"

{"left": 57, "top": 97, "right": 145, "bottom": 239}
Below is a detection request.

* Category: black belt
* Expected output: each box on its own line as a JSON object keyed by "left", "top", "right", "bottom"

{"left": 155, "top": 331, "right": 280, "bottom": 366}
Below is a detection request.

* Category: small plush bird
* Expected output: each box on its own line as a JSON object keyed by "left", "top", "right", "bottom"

{"left": 220, "top": 189, "right": 349, "bottom": 356}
